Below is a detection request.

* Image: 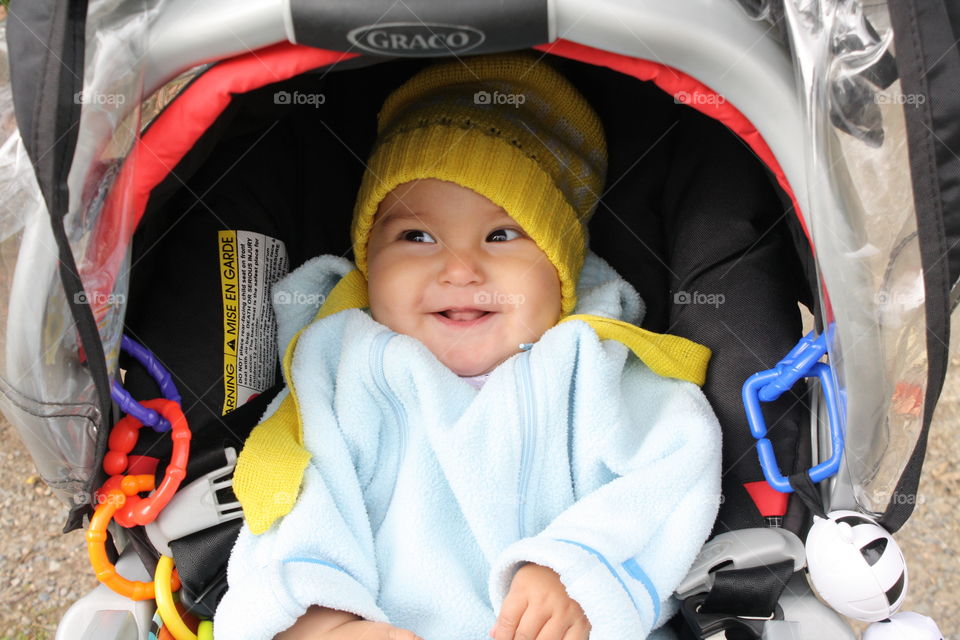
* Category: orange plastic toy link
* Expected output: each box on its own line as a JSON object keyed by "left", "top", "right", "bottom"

{"left": 86, "top": 475, "right": 182, "bottom": 600}
{"left": 101, "top": 398, "right": 192, "bottom": 528}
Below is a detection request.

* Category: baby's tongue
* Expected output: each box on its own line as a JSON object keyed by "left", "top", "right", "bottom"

{"left": 447, "top": 309, "right": 485, "bottom": 321}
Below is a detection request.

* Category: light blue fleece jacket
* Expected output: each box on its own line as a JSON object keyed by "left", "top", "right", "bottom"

{"left": 214, "top": 251, "right": 722, "bottom": 640}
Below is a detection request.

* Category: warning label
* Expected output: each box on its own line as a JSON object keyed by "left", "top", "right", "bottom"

{"left": 218, "top": 230, "right": 289, "bottom": 414}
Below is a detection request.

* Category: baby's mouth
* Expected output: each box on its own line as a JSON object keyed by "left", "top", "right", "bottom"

{"left": 437, "top": 308, "right": 490, "bottom": 322}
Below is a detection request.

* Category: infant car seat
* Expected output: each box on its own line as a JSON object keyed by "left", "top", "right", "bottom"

{"left": 104, "top": 50, "right": 816, "bottom": 633}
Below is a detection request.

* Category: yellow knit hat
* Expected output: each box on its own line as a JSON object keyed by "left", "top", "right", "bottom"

{"left": 351, "top": 52, "right": 607, "bottom": 317}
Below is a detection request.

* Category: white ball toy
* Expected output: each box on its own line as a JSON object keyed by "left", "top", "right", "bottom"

{"left": 805, "top": 510, "right": 907, "bottom": 621}
{"left": 863, "top": 611, "right": 943, "bottom": 639}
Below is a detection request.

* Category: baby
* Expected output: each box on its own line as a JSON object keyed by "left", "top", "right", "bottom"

{"left": 215, "top": 52, "right": 722, "bottom": 640}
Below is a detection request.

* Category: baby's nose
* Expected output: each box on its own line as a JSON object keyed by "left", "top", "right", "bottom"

{"left": 438, "top": 247, "right": 485, "bottom": 286}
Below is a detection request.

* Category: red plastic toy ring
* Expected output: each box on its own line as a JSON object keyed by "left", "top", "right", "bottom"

{"left": 101, "top": 398, "right": 191, "bottom": 527}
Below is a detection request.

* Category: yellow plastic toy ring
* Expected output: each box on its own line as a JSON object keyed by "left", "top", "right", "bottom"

{"left": 197, "top": 620, "right": 214, "bottom": 640}
{"left": 155, "top": 555, "right": 199, "bottom": 640}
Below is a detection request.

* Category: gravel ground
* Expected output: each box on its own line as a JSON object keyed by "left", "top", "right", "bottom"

{"left": 0, "top": 429, "right": 93, "bottom": 639}
{"left": 1, "top": 339, "right": 957, "bottom": 639}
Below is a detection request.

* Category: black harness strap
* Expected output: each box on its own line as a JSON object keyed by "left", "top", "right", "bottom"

{"left": 788, "top": 471, "right": 827, "bottom": 520}
{"left": 699, "top": 559, "right": 795, "bottom": 620}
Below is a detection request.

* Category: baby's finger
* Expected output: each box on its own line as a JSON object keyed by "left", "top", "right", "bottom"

{"left": 385, "top": 628, "right": 423, "bottom": 640}
{"left": 512, "top": 605, "right": 550, "bottom": 640}
{"left": 559, "top": 614, "right": 591, "bottom": 640}
{"left": 533, "top": 615, "right": 572, "bottom": 640}
{"left": 491, "top": 595, "right": 528, "bottom": 640}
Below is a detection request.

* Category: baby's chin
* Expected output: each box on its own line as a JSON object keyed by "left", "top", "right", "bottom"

{"left": 437, "top": 350, "right": 513, "bottom": 378}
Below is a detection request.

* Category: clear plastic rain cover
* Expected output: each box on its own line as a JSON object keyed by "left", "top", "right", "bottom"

{"left": 776, "top": 0, "right": 929, "bottom": 514}
{"left": 0, "top": 0, "right": 937, "bottom": 516}
{"left": 0, "top": 2, "right": 190, "bottom": 505}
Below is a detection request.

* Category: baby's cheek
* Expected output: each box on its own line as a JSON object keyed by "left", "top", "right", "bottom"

{"left": 367, "top": 289, "right": 415, "bottom": 336}
{"left": 367, "top": 298, "right": 397, "bottom": 329}
{"left": 531, "top": 279, "right": 563, "bottom": 328}
{"left": 365, "top": 282, "right": 393, "bottom": 326}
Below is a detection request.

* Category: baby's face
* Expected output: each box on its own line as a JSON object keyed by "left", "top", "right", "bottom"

{"left": 366, "top": 178, "right": 562, "bottom": 376}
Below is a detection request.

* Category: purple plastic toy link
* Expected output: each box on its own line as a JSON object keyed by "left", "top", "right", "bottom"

{"left": 110, "top": 334, "right": 181, "bottom": 432}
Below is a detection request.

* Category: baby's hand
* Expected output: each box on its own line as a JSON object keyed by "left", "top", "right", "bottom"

{"left": 315, "top": 619, "right": 424, "bottom": 640}
{"left": 275, "top": 607, "right": 423, "bottom": 640}
{"left": 490, "top": 563, "right": 590, "bottom": 640}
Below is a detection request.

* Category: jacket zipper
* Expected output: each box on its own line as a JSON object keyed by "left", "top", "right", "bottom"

{"left": 517, "top": 352, "right": 536, "bottom": 539}
{"left": 370, "top": 331, "right": 406, "bottom": 525}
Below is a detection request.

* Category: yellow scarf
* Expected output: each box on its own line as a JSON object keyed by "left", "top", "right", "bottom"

{"left": 235, "top": 270, "right": 711, "bottom": 534}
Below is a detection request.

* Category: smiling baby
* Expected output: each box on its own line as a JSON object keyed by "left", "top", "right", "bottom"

{"left": 217, "top": 52, "right": 722, "bottom": 640}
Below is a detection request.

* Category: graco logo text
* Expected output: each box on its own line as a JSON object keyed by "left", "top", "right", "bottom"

{"left": 347, "top": 23, "right": 485, "bottom": 57}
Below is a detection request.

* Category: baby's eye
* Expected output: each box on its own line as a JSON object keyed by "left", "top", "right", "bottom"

{"left": 400, "top": 230, "right": 436, "bottom": 243}
{"left": 487, "top": 228, "right": 523, "bottom": 242}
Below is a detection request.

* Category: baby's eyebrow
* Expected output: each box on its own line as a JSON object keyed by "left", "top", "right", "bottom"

{"left": 379, "top": 210, "right": 427, "bottom": 224}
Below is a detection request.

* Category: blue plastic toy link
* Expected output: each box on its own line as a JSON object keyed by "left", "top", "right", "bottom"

{"left": 109, "top": 334, "right": 181, "bottom": 432}
{"left": 742, "top": 328, "right": 844, "bottom": 493}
